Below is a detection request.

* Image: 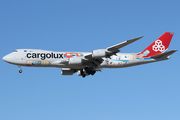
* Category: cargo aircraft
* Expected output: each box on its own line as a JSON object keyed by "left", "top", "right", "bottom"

{"left": 2, "top": 32, "right": 177, "bottom": 77}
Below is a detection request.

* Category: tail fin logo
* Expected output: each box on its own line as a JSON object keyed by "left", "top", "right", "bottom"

{"left": 152, "top": 39, "right": 165, "bottom": 52}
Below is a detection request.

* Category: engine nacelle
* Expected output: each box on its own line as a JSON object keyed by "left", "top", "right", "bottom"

{"left": 69, "top": 57, "right": 82, "bottom": 65}
{"left": 61, "top": 68, "right": 75, "bottom": 75}
{"left": 92, "top": 49, "right": 107, "bottom": 58}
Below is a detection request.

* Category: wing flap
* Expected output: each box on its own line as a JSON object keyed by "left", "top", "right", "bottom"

{"left": 84, "top": 53, "right": 92, "bottom": 59}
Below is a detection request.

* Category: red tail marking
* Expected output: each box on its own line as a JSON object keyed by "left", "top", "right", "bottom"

{"left": 138, "top": 32, "right": 174, "bottom": 58}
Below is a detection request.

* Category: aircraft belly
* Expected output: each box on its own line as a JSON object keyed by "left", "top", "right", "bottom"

{"left": 20, "top": 59, "right": 84, "bottom": 69}
{"left": 99, "top": 59, "right": 157, "bottom": 68}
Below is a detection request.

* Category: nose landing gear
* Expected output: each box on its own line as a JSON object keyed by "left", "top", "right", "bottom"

{"left": 18, "top": 66, "right": 22, "bottom": 73}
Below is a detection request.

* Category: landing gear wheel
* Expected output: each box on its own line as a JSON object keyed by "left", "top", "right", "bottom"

{"left": 91, "top": 71, "right": 96, "bottom": 75}
{"left": 82, "top": 74, "right": 86, "bottom": 78}
{"left": 18, "top": 66, "right": 22, "bottom": 73}
{"left": 81, "top": 70, "right": 86, "bottom": 78}
{"left": 19, "top": 69, "right": 22, "bottom": 73}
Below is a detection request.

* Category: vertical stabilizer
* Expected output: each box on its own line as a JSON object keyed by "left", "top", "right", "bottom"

{"left": 137, "top": 32, "right": 174, "bottom": 58}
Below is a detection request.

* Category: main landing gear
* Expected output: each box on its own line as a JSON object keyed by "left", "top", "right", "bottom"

{"left": 18, "top": 66, "right": 22, "bottom": 73}
{"left": 77, "top": 67, "right": 96, "bottom": 78}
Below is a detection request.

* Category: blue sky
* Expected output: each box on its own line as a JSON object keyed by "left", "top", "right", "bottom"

{"left": 0, "top": 0, "right": 180, "bottom": 120}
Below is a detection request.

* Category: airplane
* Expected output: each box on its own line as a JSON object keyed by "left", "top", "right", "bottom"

{"left": 2, "top": 32, "right": 177, "bottom": 78}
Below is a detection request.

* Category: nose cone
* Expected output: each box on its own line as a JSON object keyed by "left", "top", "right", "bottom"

{"left": 3, "top": 54, "right": 12, "bottom": 63}
{"left": 3, "top": 55, "right": 8, "bottom": 62}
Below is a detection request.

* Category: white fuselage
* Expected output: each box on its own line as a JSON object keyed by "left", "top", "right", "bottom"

{"left": 2, "top": 32, "right": 176, "bottom": 77}
{"left": 3, "top": 49, "right": 168, "bottom": 70}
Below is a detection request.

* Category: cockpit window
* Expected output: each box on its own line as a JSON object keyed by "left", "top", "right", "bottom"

{"left": 13, "top": 50, "right": 18, "bottom": 52}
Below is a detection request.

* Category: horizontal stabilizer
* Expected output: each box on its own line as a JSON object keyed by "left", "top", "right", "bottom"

{"left": 150, "top": 50, "right": 177, "bottom": 58}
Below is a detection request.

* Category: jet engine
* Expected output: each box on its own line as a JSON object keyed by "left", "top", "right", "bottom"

{"left": 92, "top": 49, "right": 119, "bottom": 58}
{"left": 68, "top": 57, "right": 82, "bottom": 65}
{"left": 61, "top": 68, "right": 76, "bottom": 75}
{"left": 92, "top": 49, "right": 107, "bottom": 58}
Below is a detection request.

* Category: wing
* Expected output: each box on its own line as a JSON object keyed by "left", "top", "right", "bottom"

{"left": 83, "top": 36, "right": 143, "bottom": 67}
{"left": 52, "top": 36, "right": 143, "bottom": 68}
{"left": 85, "top": 36, "right": 143, "bottom": 58}
{"left": 107, "top": 36, "right": 143, "bottom": 51}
